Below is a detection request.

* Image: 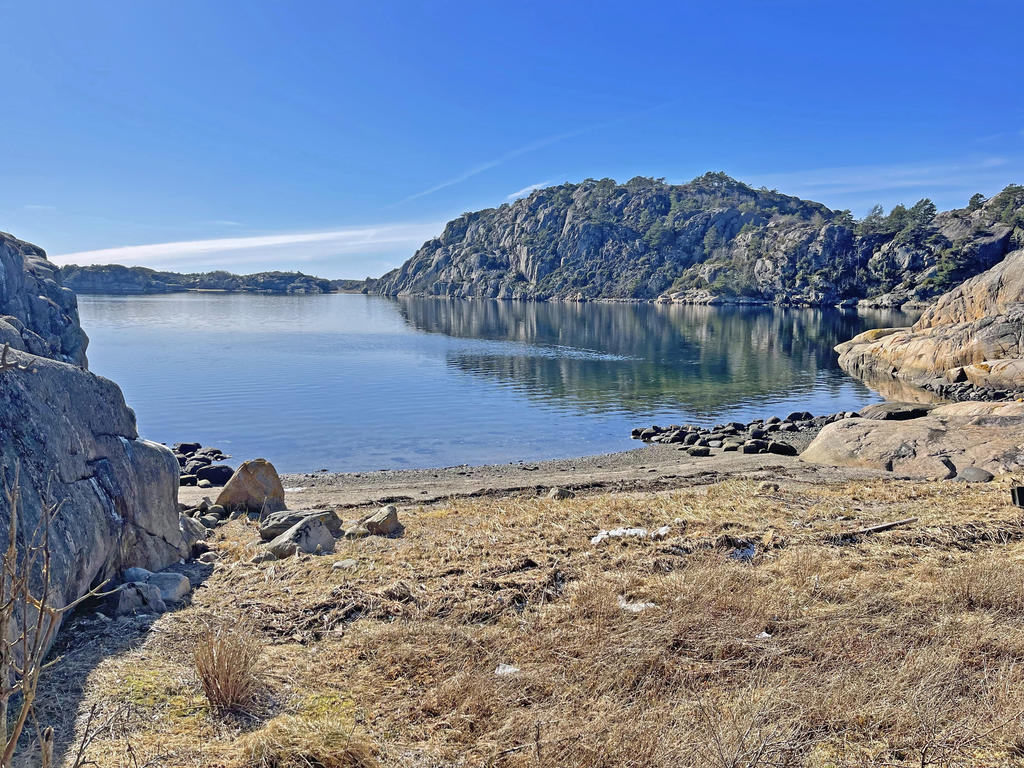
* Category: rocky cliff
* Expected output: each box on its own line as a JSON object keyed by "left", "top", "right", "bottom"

{"left": 375, "top": 174, "right": 1024, "bottom": 306}
{"left": 0, "top": 232, "right": 185, "bottom": 643}
{"left": 836, "top": 247, "right": 1024, "bottom": 396}
{"left": 60, "top": 264, "right": 335, "bottom": 295}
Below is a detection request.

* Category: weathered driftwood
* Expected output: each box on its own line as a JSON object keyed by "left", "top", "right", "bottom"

{"left": 841, "top": 517, "right": 919, "bottom": 539}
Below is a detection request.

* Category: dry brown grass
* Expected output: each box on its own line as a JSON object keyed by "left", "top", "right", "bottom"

{"left": 194, "top": 622, "right": 263, "bottom": 716}
{"left": 34, "top": 476, "right": 1024, "bottom": 767}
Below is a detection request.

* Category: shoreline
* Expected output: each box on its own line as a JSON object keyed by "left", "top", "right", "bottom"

{"left": 179, "top": 432, "right": 888, "bottom": 512}
{"left": 76, "top": 288, "right": 928, "bottom": 311}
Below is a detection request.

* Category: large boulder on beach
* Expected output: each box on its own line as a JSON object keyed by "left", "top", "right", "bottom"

{"left": 802, "top": 401, "right": 1024, "bottom": 479}
{"left": 215, "top": 458, "right": 286, "bottom": 515}
{"left": 0, "top": 232, "right": 186, "bottom": 649}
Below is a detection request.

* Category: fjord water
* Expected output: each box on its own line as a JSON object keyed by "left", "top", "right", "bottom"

{"left": 77, "top": 294, "right": 916, "bottom": 473}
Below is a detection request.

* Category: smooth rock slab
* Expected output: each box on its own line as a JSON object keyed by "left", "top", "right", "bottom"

{"left": 803, "top": 401, "right": 1024, "bottom": 479}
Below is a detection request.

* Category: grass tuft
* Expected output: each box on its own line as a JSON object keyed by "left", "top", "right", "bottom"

{"left": 194, "top": 621, "right": 263, "bottom": 716}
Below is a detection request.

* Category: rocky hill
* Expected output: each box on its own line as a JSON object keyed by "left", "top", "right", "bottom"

{"left": 374, "top": 173, "right": 1024, "bottom": 307}
{"left": 60, "top": 264, "right": 335, "bottom": 295}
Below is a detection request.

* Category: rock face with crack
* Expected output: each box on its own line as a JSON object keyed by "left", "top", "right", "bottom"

{"left": 802, "top": 401, "right": 1024, "bottom": 479}
{"left": 0, "top": 231, "right": 185, "bottom": 646}
{"left": 836, "top": 248, "right": 1024, "bottom": 393}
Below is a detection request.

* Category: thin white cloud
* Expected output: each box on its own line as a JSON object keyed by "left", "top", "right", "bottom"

{"left": 745, "top": 156, "right": 1013, "bottom": 198}
{"left": 391, "top": 131, "right": 582, "bottom": 207}
{"left": 506, "top": 181, "right": 552, "bottom": 201}
{"left": 390, "top": 102, "right": 675, "bottom": 207}
{"left": 22, "top": 204, "right": 57, "bottom": 212}
{"left": 50, "top": 222, "right": 443, "bottom": 272}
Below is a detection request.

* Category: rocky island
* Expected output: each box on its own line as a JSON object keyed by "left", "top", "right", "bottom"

{"left": 59, "top": 263, "right": 356, "bottom": 295}
{"left": 375, "top": 173, "right": 1023, "bottom": 309}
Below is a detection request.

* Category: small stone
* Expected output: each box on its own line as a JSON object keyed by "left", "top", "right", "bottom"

{"left": 146, "top": 572, "right": 191, "bottom": 602}
{"left": 687, "top": 446, "right": 711, "bottom": 457}
{"left": 111, "top": 582, "right": 166, "bottom": 616}
{"left": 250, "top": 551, "right": 277, "bottom": 564}
{"left": 954, "top": 466, "right": 995, "bottom": 483}
{"left": 363, "top": 505, "right": 403, "bottom": 536}
{"left": 547, "top": 487, "right": 575, "bottom": 500}
{"left": 122, "top": 566, "right": 153, "bottom": 583}
{"left": 198, "top": 551, "right": 220, "bottom": 564}
{"left": 199, "top": 514, "right": 220, "bottom": 529}
{"left": 197, "top": 479, "right": 213, "bottom": 489}
{"left": 494, "top": 663, "right": 520, "bottom": 677}
{"left": 767, "top": 441, "right": 798, "bottom": 456}
{"left": 332, "top": 559, "right": 359, "bottom": 570}
{"left": 208, "top": 504, "right": 226, "bottom": 518}
{"left": 196, "top": 463, "right": 235, "bottom": 486}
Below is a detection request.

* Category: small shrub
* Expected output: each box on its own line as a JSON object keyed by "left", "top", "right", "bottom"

{"left": 194, "top": 622, "right": 262, "bottom": 715}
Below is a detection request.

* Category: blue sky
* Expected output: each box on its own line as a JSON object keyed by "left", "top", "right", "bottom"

{"left": 2, "top": 1, "right": 1022, "bottom": 278}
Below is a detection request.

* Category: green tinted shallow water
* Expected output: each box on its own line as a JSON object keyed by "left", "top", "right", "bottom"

{"left": 77, "top": 293, "right": 916, "bottom": 472}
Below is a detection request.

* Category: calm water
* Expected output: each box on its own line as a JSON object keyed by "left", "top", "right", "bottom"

{"left": 77, "top": 294, "right": 916, "bottom": 472}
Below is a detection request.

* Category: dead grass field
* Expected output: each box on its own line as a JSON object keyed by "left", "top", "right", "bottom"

{"left": 33, "top": 476, "right": 1024, "bottom": 767}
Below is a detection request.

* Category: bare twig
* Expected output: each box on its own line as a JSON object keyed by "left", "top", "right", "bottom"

{"left": 0, "top": 463, "right": 109, "bottom": 767}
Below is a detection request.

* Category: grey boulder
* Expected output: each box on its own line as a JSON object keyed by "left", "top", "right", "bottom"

{"left": 363, "top": 505, "right": 403, "bottom": 536}
{"left": 259, "top": 509, "right": 343, "bottom": 541}
{"left": 267, "top": 516, "right": 336, "bottom": 558}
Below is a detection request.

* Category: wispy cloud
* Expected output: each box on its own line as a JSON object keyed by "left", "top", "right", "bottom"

{"left": 50, "top": 222, "right": 443, "bottom": 272}
{"left": 391, "top": 102, "right": 675, "bottom": 207}
{"left": 391, "top": 131, "right": 582, "bottom": 207}
{"left": 22, "top": 204, "right": 57, "bottom": 212}
{"left": 506, "top": 181, "right": 552, "bottom": 201}
{"left": 744, "top": 155, "right": 1021, "bottom": 211}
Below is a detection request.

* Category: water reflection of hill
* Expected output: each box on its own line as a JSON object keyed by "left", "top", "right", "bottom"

{"left": 394, "top": 298, "right": 918, "bottom": 416}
